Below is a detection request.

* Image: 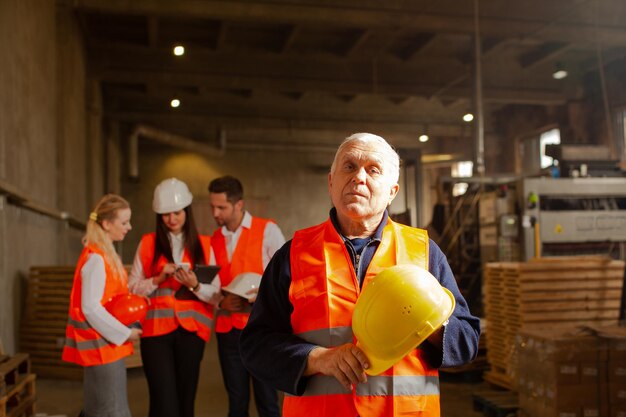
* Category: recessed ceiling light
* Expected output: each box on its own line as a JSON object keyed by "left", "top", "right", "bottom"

{"left": 170, "top": 98, "right": 181, "bottom": 108}
{"left": 173, "top": 45, "right": 185, "bottom": 56}
{"left": 552, "top": 69, "right": 568, "bottom": 80}
{"left": 463, "top": 113, "right": 474, "bottom": 122}
{"left": 419, "top": 134, "right": 429, "bottom": 143}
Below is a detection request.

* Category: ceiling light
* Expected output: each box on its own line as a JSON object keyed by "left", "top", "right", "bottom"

{"left": 463, "top": 113, "right": 474, "bottom": 122}
{"left": 173, "top": 45, "right": 185, "bottom": 56}
{"left": 170, "top": 98, "right": 181, "bottom": 108}
{"left": 552, "top": 62, "right": 568, "bottom": 80}
{"left": 419, "top": 134, "right": 429, "bottom": 143}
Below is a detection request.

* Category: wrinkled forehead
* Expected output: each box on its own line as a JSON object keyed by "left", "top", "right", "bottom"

{"left": 337, "top": 141, "right": 388, "bottom": 166}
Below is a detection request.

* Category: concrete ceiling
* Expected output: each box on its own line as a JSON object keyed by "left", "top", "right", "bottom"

{"left": 73, "top": 0, "right": 626, "bottom": 154}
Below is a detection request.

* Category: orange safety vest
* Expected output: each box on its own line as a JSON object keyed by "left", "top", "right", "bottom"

{"left": 285, "top": 218, "right": 440, "bottom": 417}
{"left": 212, "top": 216, "right": 272, "bottom": 333}
{"left": 62, "top": 245, "right": 133, "bottom": 367}
{"left": 137, "top": 233, "right": 215, "bottom": 342}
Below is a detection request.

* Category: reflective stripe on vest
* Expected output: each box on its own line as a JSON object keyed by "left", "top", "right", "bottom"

{"left": 286, "top": 218, "right": 440, "bottom": 417}
{"left": 212, "top": 217, "right": 272, "bottom": 333}
{"left": 62, "top": 245, "right": 133, "bottom": 367}
{"left": 138, "top": 233, "right": 215, "bottom": 342}
{"left": 285, "top": 375, "right": 439, "bottom": 397}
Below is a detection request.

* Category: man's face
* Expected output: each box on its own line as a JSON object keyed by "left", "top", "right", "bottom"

{"left": 328, "top": 141, "right": 399, "bottom": 222}
{"left": 210, "top": 192, "right": 240, "bottom": 228}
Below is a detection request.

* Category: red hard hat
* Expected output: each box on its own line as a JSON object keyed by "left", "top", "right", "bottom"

{"left": 104, "top": 293, "right": 148, "bottom": 326}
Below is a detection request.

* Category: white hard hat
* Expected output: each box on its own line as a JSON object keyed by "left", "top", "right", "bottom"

{"left": 152, "top": 178, "right": 193, "bottom": 214}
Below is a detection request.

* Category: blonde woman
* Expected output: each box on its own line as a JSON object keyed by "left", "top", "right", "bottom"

{"left": 62, "top": 194, "right": 141, "bottom": 417}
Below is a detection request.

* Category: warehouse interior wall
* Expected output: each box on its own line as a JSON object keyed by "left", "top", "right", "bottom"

{"left": 2, "top": 0, "right": 625, "bottom": 358}
{"left": 119, "top": 146, "right": 337, "bottom": 262}
{"left": 0, "top": 0, "right": 97, "bottom": 354}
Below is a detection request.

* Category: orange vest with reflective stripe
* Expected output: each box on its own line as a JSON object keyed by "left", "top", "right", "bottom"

{"left": 285, "top": 218, "right": 440, "bottom": 417}
{"left": 212, "top": 217, "right": 271, "bottom": 333}
{"left": 138, "top": 233, "right": 215, "bottom": 342}
{"left": 62, "top": 245, "right": 133, "bottom": 367}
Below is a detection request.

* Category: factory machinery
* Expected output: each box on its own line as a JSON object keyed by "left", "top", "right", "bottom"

{"left": 437, "top": 174, "right": 626, "bottom": 316}
{"left": 520, "top": 177, "right": 626, "bottom": 261}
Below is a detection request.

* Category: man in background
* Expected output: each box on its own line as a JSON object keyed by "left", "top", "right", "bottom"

{"left": 208, "top": 175, "right": 285, "bottom": 417}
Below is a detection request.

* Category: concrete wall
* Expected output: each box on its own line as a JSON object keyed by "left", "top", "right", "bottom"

{"left": 0, "top": 0, "right": 94, "bottom": 354}
{"left": 120, "top": 145, "right": 335, "bottom": 262}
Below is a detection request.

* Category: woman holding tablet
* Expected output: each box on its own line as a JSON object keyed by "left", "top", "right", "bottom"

{"left": 129, "top": 178, "right": 221, "bottom": 417}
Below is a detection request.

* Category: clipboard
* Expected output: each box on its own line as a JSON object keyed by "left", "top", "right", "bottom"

{"left": 175, "top": 265, "right": 221, "bottom": 300}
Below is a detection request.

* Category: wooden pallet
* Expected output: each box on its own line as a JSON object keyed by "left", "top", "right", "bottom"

{"left": 0, "top": 354, "right": 35, "bottom": 417}
{"left": 0, "top": 374, "right": 36, "bottom": 417}
{"left": 20, "top": 266, "right": 142, "bottom": 379}
{"left": 472, "top": 389, "right": 518, "bottom": 417}
{"left": 0, "top": 354, "right": 30, "bottom": 398}
{"left": 483, "top": 257, "right": 625, "bottom": 389}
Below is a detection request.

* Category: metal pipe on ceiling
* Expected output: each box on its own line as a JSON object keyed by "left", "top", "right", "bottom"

{"left": 473, "top": 0, "right": 485, "bottom": 177}
{"left": 128, "top": 124, "right": 227, "bottom": 179}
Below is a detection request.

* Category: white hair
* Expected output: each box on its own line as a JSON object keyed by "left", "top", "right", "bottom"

{"left": 330, "top": 133, "right": 400, "bottom": 184}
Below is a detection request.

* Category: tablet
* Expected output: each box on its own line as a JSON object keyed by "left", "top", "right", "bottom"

{"left": 194, "top": 265, "right": 220, "bottom": 284}
{"left": 174, "top": 265, "right": 221, "bottom": 300}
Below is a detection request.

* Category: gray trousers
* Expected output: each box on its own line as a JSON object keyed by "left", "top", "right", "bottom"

{"left": 83, "top": 358, "right": 131, "bottom": 417}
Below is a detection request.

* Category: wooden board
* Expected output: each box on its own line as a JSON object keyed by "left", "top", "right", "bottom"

{"left": 20, "top": 266, "right": 141, "bottom": 379}
{"left": 483, "top": 257, "right": 625, "bottom": 388}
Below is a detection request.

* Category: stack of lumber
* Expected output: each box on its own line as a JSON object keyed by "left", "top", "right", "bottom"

{"left": 483, "top": 256, "right": 624, "bottom": 389}
{"left": 0, "top": 353, "right": 35, "bottom": 417}
{"left": 19, "top": 266, "right": 141, "bottom": 379}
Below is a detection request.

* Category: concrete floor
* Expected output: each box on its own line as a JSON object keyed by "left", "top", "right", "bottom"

{"left": 34, "top": 341, "right": 487, "bottom": 417}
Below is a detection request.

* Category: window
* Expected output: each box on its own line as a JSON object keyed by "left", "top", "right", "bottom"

{"left": 451, "top": 161, "right": 473, "bottom": 196}
{"left": 540, "top": 128, "right": 561, "bottom": 168}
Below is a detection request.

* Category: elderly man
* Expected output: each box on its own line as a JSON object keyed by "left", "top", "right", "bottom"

{"left": 240, "top": 133, "right": 480, "bottom": 417}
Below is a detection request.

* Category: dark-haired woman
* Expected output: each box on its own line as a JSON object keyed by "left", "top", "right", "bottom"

{"left": 129, "top": 178, "right": 221, "bottom": 417}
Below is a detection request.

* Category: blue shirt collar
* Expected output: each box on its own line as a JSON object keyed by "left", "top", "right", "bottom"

{"left": 329, "top": 207, "right": 388, "bottom": 242}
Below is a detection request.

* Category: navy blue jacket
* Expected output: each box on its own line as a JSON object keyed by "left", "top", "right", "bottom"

{"left": 240, "top": 209, "right": 481, "bottom": 395}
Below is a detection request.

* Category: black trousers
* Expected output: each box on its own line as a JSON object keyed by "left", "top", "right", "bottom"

{"left": 217, "top": 328, "right": 280, "bottom": 417}
{"left": 141, "top": 327, "right": 206, "bottom": 417}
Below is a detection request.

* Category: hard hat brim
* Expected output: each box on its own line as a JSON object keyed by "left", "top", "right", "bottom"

{"left": 352, "top": 265, "right": 456, "bottom": 376}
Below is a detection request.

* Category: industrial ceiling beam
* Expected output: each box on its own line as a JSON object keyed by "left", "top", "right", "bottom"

{"left": 74, "top": 0, "right": 626, "bottom": 46}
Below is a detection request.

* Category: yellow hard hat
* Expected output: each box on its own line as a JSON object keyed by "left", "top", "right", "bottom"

{"left": 352, "top": 264, "right": 455, "bottom": 375}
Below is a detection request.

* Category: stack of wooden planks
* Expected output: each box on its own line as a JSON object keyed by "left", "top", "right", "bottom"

{"left": 19, "top": 266, "right": 141, "bottom": 379}
{"left": 483, "top": 256, "right": 624, "bottom": 389}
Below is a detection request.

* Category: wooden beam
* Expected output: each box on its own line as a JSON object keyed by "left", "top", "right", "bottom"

{"left": 430, "top": 38, "right": 513, "bottom": 99}
{"left": 99, "top": 68, "right": 567, "bottom": 105}
{"left": 281, "top": 25, "right": 300, "bottom": 53}
{"left": 404, "top": 33, "right": 437, "bottom": 62}
{"left": 147, "top": 16, "right": 159, "bottom": 48}
{"left": 73, "top": 0, "right": 626, "bottom": 46}
{"left": 106, "top": 111, "right": 470, "bottom": 138}
{"left": 345, "top": 29, "right": 371, "bottom": 57}
{"left": 519, "top": 42, "right": 571, "bottom": 69}
{"left": 215, "top": 21, "right": 229, "bottom": 50}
